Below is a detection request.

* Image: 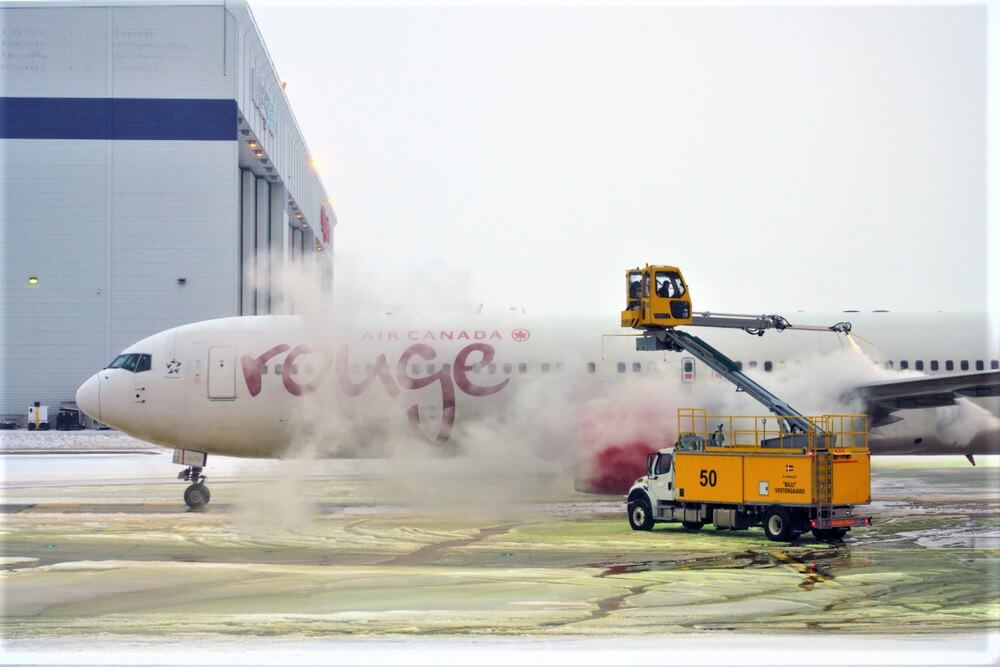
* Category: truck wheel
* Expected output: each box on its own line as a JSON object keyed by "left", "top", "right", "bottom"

{"left": 763, "top": 507, "right": 793, "bottom": 542}
{"left": 681, "top": 521, "right": 703, "bottom": 531}
{"left": 628, "top": 499, "right": 654, "bottom": 531}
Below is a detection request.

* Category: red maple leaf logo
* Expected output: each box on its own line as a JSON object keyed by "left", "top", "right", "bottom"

{"left": 512, "top": 328, "right": 530, "bottom": 342}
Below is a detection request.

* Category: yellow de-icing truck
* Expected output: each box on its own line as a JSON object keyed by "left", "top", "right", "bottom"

{"left": 620, "top": 264, "right": 872, "bottom": 542}
{"left": 627, "top": 410, "right": 872, "bottom": 541}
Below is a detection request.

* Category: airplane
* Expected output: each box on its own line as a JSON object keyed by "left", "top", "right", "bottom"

{"left": 75, "top": 310, "right": 1000, "bottom": 508}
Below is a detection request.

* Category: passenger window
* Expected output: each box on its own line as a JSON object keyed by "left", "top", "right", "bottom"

{"left": 260, "top": 364, "right": 268, "bottom": 375}
{"left": 411, "top": 364, "right": 421, "bottom": 375}
{"left": 749, "top": 361, "right": 758, "bottom": 369}
{"left": 976, "top": 360, "right": 984, "bottom": 371}
{"left": 992, "top": 360, "right": 999, "bottom": 370}
{"left": 556, "top": 362, "right": 564, "bottom": 372}
{"left": 961, "top": 360, "right": 969, "bottom": 371}
{"left": 274, "top": 364, "right": 282, "bottom": 374}
{"left": 900, "top": 360, "right": 909, "bottom": 370}
{"left": 654, "top": 453, "right": 672, "bottom": 475}
{"left": 885, "top": 361, "right": 894, "bottom": 369}
{"left": 442, "top": 363, "right": 451, "bottom": 374}
{"left": 930, "top": 360, "right": 939, "bottom": 371}
{"left": 632, "top": 362, "right": 641, "bottom": 373}
{"left": 734, "top": 361, "right": 743, "bottom": 371}
{"left": 135, "top": 354, "right": 151, "bottom": 373}
{"left": 587, "top": 362, "right": 596, "bottom": 374}
{"left": 764, "top": 361, "right": 773, "bottom": 372}
{"left": 945, "top": 360, "right": 954, "bottom": 371}
{"left": 488, "top": 363, "right": 497, "bottom": 375}
{"left": 427, "top": 363, "right": 436, "bottom": 374}
{"left": 541, "top": 363, "right": 551, "bottom": 373}
{"left": 915, "top": 360, "right": 924, "bottom": 371}
{"left": 503, "top": 363, "right": 512, "bottom": 374}
{"left": 617, "top": 362, "right": 626, "bottom": 373}
{"left": 291, "top": 364, "right": 299, "bottom": 375}
{"left": 121, "top": 354, "right": 140, "bottom": 372}
{"left": 518, "top": 363, "right": 527, "bottom": 373}
{"left": 365, "top": 363, "right": 373, "bottom": 374}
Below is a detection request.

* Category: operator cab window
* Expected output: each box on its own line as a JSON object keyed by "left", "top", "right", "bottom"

{"left": 106, "top": 354, "right": 132, "bottom": 369}
{"left": 654, "top": 271, "right": 686, "bottom": 298}
{"left": 654, "top": 453, "right": 672, "bottom": 475}
{"left": 135, "top": 354, "right": 152, "bottom": 373}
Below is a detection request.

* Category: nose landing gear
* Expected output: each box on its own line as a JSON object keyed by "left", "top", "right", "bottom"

{"left": 173, "top": 449, "right": 211, "bottom": 510}
{"left": 179, "top": 466, "right": 210, "bottom": 510}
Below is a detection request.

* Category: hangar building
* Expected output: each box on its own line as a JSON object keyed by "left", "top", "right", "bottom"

{"left": 0, "top": 0, "right": 336, "bottom": 420}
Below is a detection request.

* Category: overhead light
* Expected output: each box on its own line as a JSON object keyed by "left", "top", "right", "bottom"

{"left": 247, "top": 139, "right": 257, "bottom": 148}
{"left": 295, "top": 212, "right": 303, "bottom": 219}
{"left": 254, "top": 149, "right": 264, "bottom": 158}
{"left": 27, "top": 276, "right": 38, "bottom": 286}
{"left": 280, "top": 80, "right": 287, "bottom": 90}
{"left": 310, "top": 158, "right": 320, "bottom": 171}
{"left": 328, "top": 196, "right": 335, "bottom": 206}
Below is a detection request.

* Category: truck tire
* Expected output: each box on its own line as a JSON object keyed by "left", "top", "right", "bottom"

{"left": 628, "top": 498, "right": 654, "bottom": 531}
{"left": 681, "top": 521, "right": 703, "bottom": 531}
{"left": 763, "top": 507, "right": 794, "bottom": 542}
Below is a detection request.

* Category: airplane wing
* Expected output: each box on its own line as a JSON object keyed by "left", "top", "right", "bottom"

{"left": 849, "top": 370, "right": 1000, "bottom": 427}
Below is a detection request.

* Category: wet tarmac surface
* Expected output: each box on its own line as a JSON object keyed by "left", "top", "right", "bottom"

{"left": 1, "top": 437, "right": 998, "bottom": 641}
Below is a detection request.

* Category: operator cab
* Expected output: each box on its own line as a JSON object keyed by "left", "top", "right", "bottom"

{"left": 621, "top": 265, "right": 693, "bottom": 329}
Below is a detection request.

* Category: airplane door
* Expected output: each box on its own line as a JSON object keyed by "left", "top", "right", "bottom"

{"left": 207, "top": 346, "right": 237, "bottom": 400}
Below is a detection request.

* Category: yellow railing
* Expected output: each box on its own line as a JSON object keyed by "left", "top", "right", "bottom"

{"left": 676, "top": 408, "right": 869, "bottom": 452}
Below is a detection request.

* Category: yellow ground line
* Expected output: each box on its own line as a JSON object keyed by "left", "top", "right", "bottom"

{"left": 769, "top": 550, "right": 840, "bottom": 587}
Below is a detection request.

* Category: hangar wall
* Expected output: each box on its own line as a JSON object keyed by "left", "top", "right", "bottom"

{"left": 0, "top": 1, "right": 335, "bottom": 419}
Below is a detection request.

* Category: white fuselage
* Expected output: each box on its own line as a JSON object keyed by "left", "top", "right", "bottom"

{"left": 75, "top": 311, "right": 1000, "bottom": 460}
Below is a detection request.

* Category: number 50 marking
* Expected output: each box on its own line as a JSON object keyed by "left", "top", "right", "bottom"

{"left": 699, "top": 469, "right": 718, "bottom": 487}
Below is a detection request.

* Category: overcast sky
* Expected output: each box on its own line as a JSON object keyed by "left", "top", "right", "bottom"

{"left": 253, "top": 3, "right": 989, "bottom": 317}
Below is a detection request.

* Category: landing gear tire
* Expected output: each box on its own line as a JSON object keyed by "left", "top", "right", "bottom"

{"left": 812, "top": 527, "right": 848, "bottom": 543}
{"left": 763, "top": 507, "right": 794, "bottom": 542}
{"left": 184, "top": 483, "right": 211, "bottom": 510}
{"left": 628, "top": 499, "right": 654, "bottom": 531}
{"left": 681, "top": 521, "right": 704, "bottom": 531}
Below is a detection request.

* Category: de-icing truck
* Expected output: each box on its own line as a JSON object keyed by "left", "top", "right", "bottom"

{"left": 619, "top": 264, "right": 872, "bottom": 542}
{"left": 627, "top": 409, "right": 872, "bottom": 542}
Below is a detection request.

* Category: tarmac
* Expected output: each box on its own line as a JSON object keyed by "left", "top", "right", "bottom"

{"left": 1, "top": 431, "right": 999, "bottom": 660}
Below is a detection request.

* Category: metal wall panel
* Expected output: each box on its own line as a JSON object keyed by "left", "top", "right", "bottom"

{"left": 240, "top": 169, "right": 256, "bottom": 315}
{"left": 254, "top": 177, "right": 270, "bottom": 314}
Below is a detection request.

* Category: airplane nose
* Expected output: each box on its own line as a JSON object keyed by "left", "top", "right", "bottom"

{"left": 76, "top": 374, "right": 101, "bottom": 422}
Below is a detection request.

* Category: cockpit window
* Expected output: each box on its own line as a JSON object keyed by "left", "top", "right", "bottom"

{"left": 107, "top": 354, "right": 130, "bottom": 369}
{"left": 107, "top": 353, "right": 149, "bottom": 372}
{"left": 121, "top": 354, "right": 140, "bottom": 372}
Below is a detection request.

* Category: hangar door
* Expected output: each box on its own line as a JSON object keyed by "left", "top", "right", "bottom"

{"left": 207, "top": 347, "right": 237, "bottom": 400}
